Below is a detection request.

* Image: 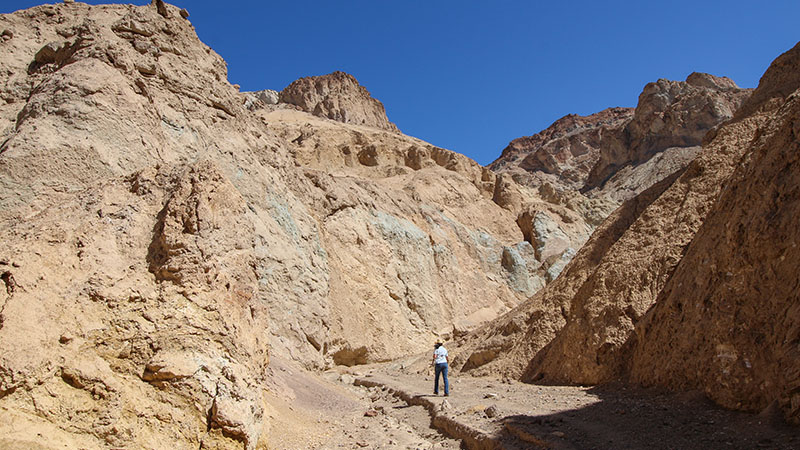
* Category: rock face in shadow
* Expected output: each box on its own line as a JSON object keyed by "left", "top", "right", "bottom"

{"left": 526, "top": 106, "right": 767, "bottom": 386}
{"left": 630, "top": 45, "right": 800, "bottom": 423}
{"left": 279, "top": 71, "right": 400, "bottom": 132}
{"left": 457, "top": 42, "right": 800, "bottom": 425}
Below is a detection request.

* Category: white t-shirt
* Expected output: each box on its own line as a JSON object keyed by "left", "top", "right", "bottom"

{"left": 434, "top": 346, "right": 448, "bottom": 364}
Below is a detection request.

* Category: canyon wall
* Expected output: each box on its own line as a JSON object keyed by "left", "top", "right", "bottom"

{"left": 458, "top": 42, "right": 800, "bottom": 425}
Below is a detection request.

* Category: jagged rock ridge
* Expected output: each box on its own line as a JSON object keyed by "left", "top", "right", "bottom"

{"left": 491, "top": 72, "right": 751, "bottom": 201}
{"left": 478, "top": 73, "right": 752, "bottom": 292}
{"left": 490, "top": 107, "right": 634, "bottom": 190}
{"left": 278, "top": 70, "right": 400, "bottom": 132}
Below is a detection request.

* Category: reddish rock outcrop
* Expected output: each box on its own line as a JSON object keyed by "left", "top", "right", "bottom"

{"left": 490, "top": 107, "right": 633, "bottom": 190}
{"left": 584, "top": 72, "right": 751, "bottom": 191}
{"left": 279, "top": 71, "right": 400, "bottom": 132}
{"left": 492, "top": 73, "right": 751, "bottom": 202}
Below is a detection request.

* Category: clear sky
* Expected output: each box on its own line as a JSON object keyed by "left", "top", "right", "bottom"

{"left": 3, "top": 1, "right": 800, "bottom": 165}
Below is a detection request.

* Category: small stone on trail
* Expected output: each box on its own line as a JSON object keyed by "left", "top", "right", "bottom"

{"left": 364, "top": 409, "right": 379, "bottom": 417}
{"left": 484, "top": 393, "right": 498, "bottom": 399}
{"left": 485, "top": 405, "right": 498, "bottom": 418}
{"left": 439, "top": 399, "right": 451, "bottom": 412}
{"left": 356, "top": 442, "right": 369, "bottom": 448}
{"left": 551, "top": 431, "right": 566, "bottom": 438}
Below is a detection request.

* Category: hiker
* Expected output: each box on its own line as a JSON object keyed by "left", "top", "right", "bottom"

{"left": 432, "top": 342, "right": 449, "bottom": 396}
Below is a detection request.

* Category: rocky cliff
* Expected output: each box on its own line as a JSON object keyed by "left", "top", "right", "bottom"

{"left": 457, "top": 43, "right": 800, "bottom": 425}
{"left": 0, "top": 2, "right": 544, "bottom": 447}
{"left": 490, "top": 107, "right": 634, "bottom": 191}
{"left": 484, "top": 75, "right": 751, "bottom": 287}
{"left": 2, "top": 1, "right": 797, "bottom": 447}
{"left": 629, "top": 42, "right": 800, "bottom": 424}
{"left": 584, "top": 72, "right": 751, "bottom": 194}
{"left": 491, "top": 72, "right": 751, "bottom": 201}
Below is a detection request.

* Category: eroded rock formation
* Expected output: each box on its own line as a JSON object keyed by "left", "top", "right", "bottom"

{"left": 491, "top": 72, "right": 751, "bottom": 201}
{"left": 0, "top": 2, "right": 542, "bottom": 446}
{"left": 630, "top": 42, "right": 800, "bottom": 424}
{"left": 458, "top": 42, "right": 800, "bottom": 425}
{"left": 2, "top": 1, "right": 798, "bottom": 446}
{"left": 585, "top": 72, "right": 751, "bottom": 194}
{"left": 1, "top": 162, "right": 270, "bottom": 449}
{"left": 278, "top": 71, "right": 400, "bottom": 132}
{"left": 490, "top": 107, "right": 634, "bottom": 191}
{"left": 480, "top": 73, "right": 752, "bottom": 304}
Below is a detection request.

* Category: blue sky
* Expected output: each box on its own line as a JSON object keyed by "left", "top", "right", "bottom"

{"left": 3, "top": 1, "right": 799, "bottom": 165}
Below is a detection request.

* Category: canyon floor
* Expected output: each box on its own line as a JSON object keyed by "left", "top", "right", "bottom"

{"left": 264, "top": 357, "right": 799, "bottom": 450}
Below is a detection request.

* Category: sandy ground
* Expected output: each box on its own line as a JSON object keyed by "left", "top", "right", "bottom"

{"left": 262, "top": 356, "right": 461, "bottom": 449}
{"left": 263, "top": 357, "right": 799, "bottom": 449}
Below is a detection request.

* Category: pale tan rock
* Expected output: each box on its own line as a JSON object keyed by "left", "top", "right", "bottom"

{"left": 243, "top": 89, "right": 279, "bottom": 110}
{"left": 279, "top": 71, "right": 400, "bottom": 132}
{"left": 256, "top": 107, "right": 541, "bottom": 365}
{"left": 0, "top": 161, "right": 269, "bottom": 449}
{"left": 141, "top": 350, "right": 200, "bottom": 381}
{"left": 0, "top": 3, "right": 548, "bottom": 447}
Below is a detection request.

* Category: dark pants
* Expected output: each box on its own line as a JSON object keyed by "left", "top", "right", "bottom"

{"left": 434, "top": 363, "right": 449, "bottom": 395}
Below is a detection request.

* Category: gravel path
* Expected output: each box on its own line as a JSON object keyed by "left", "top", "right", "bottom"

{"left": 263, "top": 357, "right": 797, "bottom": 449}
{"left": 353, "top": 368, "right": 799, "bottom": 449}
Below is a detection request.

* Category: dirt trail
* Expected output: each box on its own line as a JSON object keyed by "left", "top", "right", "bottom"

{"left": 263, "top": 356, "right": 462, "bottom": 449}
{"left": 263, "top": 356, "right": 797, "bottom": 449}
{"left": 346, "top": 365, "right": 799, "bottom": 450}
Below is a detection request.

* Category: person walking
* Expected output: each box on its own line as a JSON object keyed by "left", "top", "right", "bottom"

{"left": 432, "top": 342, "right": 449, "bottom": 396}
